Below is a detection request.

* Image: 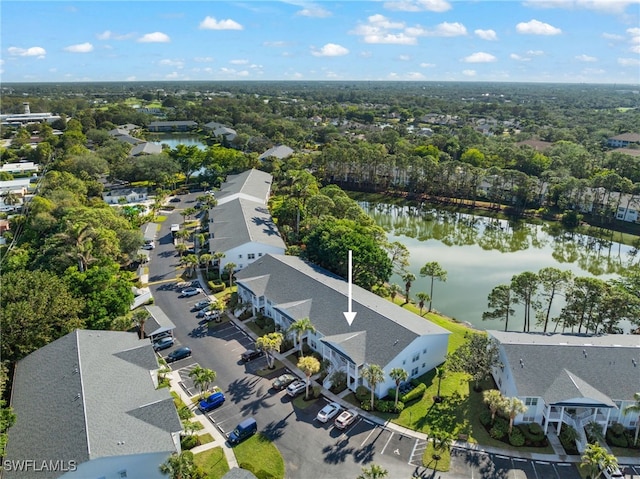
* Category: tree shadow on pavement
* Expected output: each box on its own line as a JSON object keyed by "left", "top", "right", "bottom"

{"left": 227, "top": 376, "right": 262, "bottom": 403}
{"left": 260, "top": 414, "right": 291, "bottom": 441}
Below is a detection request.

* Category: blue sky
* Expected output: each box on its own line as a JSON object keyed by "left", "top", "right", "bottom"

{"left": 2, "top": 0, "right": 639, "bottom": 83}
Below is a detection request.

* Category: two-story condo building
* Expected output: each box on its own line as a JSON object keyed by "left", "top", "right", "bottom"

{"left": 235, "top": 254, "right": 451, "bottom": 397}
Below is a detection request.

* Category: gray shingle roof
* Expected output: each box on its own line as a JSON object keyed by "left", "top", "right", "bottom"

{"left": 130, "top": 141, "right": 163, "bottom": 156}
{"left": 209, "top": 198, "right": 285, "bottom": 253}
{"left": 490, "top": 330, "right": 640, "bottom": 405}
{"left": 258, "top": 145, "right": 294, "bottom": 160}
{"left": 215, "top": 169, "right": 273, "bottom": 205}
{"left": 5, "top": 330, "right": 181, "bottom": 479}
{"left": 145, "top": 305, "right": 176, "bottom": 336}
{"left": 235, "top": 255, "right": 450, "bottom": 367}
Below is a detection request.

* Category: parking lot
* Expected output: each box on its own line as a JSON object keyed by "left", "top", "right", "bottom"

{"left": 621, "top": 464, "right": 640, "bottom": 478}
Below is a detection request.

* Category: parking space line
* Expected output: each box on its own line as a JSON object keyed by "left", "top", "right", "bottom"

{"left": 530, "top": 460, "right": 539, "bottom": 479}
{"left": 409, "top": 439, "right": 425, "bottom": 465}
{"left": 360, "top": 425, "right": 378, "bottom": 447}
{"left": 513, "top": 457, "right": 527, "bottom": 462}
{"left": 535, "top": 461, "right": 550, "bottom": 465}
{"left": 380, "top": 432, "right": 394, "bottom": 455}
{"left": 495, "top": 454, "right": 510, "bottom": 459}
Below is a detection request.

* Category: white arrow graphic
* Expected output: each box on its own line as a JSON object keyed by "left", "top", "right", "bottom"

{"left": 343, "top": 249, "right": 357, "bottom": 326}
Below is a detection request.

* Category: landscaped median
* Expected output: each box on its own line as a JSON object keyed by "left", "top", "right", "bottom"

{"left": 233, "top": 433, "right": 285, "bottom": 479}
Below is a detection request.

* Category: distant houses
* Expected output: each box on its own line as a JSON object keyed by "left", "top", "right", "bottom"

{"left": 258, "top": 145, "right": 294, "bottom": 161}
{"left": 148, "top": 121, "right": 197, "bottom": 132}
{"left": 4, "top": 330, "right": 182, "bottom": 479}
{"left": 606, "top": 132, "right": 640, "bottom": 149}
{"left": 102, "top": 187, "right": 148, "bottom": 205}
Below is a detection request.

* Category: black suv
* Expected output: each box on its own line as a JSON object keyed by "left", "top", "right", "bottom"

{"left": 240, "top": 349, "right": 264, "bottom": 362}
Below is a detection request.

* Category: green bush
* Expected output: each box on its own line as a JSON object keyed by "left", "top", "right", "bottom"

{"left": 509, "top": 427, "right": 526, "bottom": 447}
{"left": 255, "top": 315, "right": 266, "bottom": 328}
{"left": 312, "top": 385, "right": 322, "bottom": 399}
{"left": 401, "top": 383, "right": 426, "bottom": 403}
{"left": 281, "top": 339, "right": 294, "bottom": 352}
{"left": 609, "top": 422, "right": 625, "bottom": 436}
{"left": 607, "top": 428, "right": 629, "bottom": 448}
{"left": 479, "top": 410, "right": 492, "bottom": 427}
{"left": 238, "top": 310, "right": 252, "bottom": 321}
{"left": 264, "top": 317, "right": 275, "bottom": 333}
{"left": 522, "top": 422, "right": 545, "bottom": 443}
{"left": 180, "top": 435, "right": 198, "bottom": 450}
{"left": 255, "top": 471, "right": 277, "bottom": 479}
{"left": 360, "top": 401, "right": 372, "bottom": 411}
{"left": 387, "top": 388, "right": 397, "bottom": 400}
{"left": 329, "top": 371, "right": 347, "bottom": 394}
{"left": 490, "top": 424, "right": 507, "bottom": 440}
{"left": 208, "top": 282, "right": 225, "bottom": 293}
{"left": 374, "top": 400, "right": 397, "bottom": 413}
{"left": 355, "top": 385, "right": 370, "bottom": 402}
{"left": 395, "top": 401, "right": 405, "bottom": 413}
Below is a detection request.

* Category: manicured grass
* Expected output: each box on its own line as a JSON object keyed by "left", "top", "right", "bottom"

{"left": 155, "top": 215, "right": 167, "bottom": 223}
{"left": 423, "top": 439, "right": 451, "bottom": 472}
{"left": 194, "top": 446, "right": 230, "bottom": 479}
{"left": 234, "top": 433, "right": 285, "bottom": 479}
{"left": 198, "top": 432, "right": 214, "bottom": 445}
{"left": 255, "top": 360, "right": 286, "bottom": 377}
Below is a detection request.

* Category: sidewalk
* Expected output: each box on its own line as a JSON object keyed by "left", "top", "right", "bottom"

{"left": 168, "top": 369, "right": 239, "bottom": 469}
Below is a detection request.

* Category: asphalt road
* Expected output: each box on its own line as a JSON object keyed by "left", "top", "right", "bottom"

{"left": 146, "top": 191, "right": 585, "bottom": 479}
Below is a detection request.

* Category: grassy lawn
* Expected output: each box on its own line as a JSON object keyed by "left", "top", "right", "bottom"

{"left": 255, "top": 360, "right": 286, "bottom": 377}
{"left": 194, "top": 447, "right": 230, "bottom": 479}
{"left": 423, "top": 440, "right": 451, "bottom": 472}
{"left": 198, "top": 432, "right": 214, "bottom": 445}
{"left": 292, "top": 394, "right": 320, "bottom": 409}
{"left": 155, "top": 215, "right": 167, "bottom": 223}
{"left": 234, "top": 433, "right": 285, "bottom": 479}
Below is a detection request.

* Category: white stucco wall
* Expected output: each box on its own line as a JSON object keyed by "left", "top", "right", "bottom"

{"left": 219, "top": 242, "right": 285, "bottom": 272}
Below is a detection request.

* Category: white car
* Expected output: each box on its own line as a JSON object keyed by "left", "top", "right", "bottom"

{"left": 316, "top": 402, "right": 341, "bottom": 423}
{"left": 600, "top": 464, "right": 624, "bottom": 479}
{"left": 334, "top": 409, "right": 358, "bottom": 429}
{"left": 142, "top": 242, "right": 155, "bottom": 250}
{"left": 286, "top": 380, "right": 307, "bottom": 397}
{"left": 180, "top": 287, "right": 202, "bottom": 297}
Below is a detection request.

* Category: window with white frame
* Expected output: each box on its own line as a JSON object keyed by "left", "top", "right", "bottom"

{"left": 525, "top": 397, "right": 538, "bottom": 406}
{"left": 412, "top": 353, "right": 420, "bottom": 362}
{"left": 248, "top": 253, "right": 255, "bottom": 259}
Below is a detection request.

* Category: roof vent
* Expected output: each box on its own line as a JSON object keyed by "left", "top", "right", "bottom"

{"left": 75, "top": 393, "right": 81, "bottom": 400}
{"left": 633, "top": 359, "right": 637, "bottom": 367}
{"left": 519, "top": 358, "right": 524, "bottom": 368}
{"left": 583, "top": 349, "right": 588, "bottom": 358}
{"left": 393, "top": 339, "right": 399, "bottom": 346}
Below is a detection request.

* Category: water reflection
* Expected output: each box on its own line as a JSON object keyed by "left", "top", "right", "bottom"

{"left": 360, "top": 201, "right": 638, "bottom": 331}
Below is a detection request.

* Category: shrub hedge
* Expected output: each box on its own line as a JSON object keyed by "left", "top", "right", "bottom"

{"left": 401, "top": 383, "right": 426, "bottom": 403}
{"left": 355, "top": 385, "right": 370, "bottom": 402}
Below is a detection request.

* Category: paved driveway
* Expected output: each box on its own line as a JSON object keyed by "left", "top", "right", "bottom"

{"left": 147, "top": 193, "right": 585, "bottom": 479}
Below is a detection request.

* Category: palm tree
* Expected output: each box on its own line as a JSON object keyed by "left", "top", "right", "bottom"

{"left": 132, "top": 308, "right": 150, "bottom": 339}
{"left": 188, "top": 366, "right": 217, "bottom": 398}
{"left": 199, "top": 253, "right": 212, "bottom": 275}
{"left": 623, "top": 392, "right": 640, "bottom": 445}
{"left": 159, "top": 451, "right": 203, "bottom": 479}
{"left": 388, "top": 283, "right": 401, "bottom": 304}
{"left": 419, "top": 261, "right": 447, "bottom": 312}
{"left": 580, "top": 443, "right": 618, "bottom": 479}
{"left": 194, "top": 233, "right": 206, "bottom": 255}
{"left": 435, "top": 365, "right": 446, "bottom": 402}
{"left": 483, "top": 389, "right": 505, "bottom": 422}
{"left": 297, "top": 356, "right": 320, "bottom": 400}
{"left": 389, "top": 367, "right": 408, "bottom": 408}
{"left": 415, "top": 292, "right": 430, "bottom": 315}
{"left": 361, "top": 363, "right": 385, "bottom": 410}
{"left": 223, "top": 262, "right": 236, "bottom": 288}
{"left": 56, "top": 222, "right": 97, "bottom": 272}
{"left": 256, "top": 332, "right": 284, "bottom": 369}
{"left": 356, "top": 464, "right": 388, "bottom": 479}
{"left": 501, "top": 396, "right": 527, "bottom": 434}
{"left": 175, "top": 243, "right": 187, "bottom": 256}
{"left": 212, "top": 252, "right": 226, "bottom": 280}
{"left": 287, "top": 317, "right": 316, "bottom": 357}
{"left": 401, "top": 272, "right": 416, "bottom": 305}
{"left": 183, "top": 254, "right": 199, "bottom": 277}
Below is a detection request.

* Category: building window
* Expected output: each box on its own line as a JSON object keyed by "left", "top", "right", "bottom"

{"left": 411, "top": 367, "right": 419, "bottom": 376}
{"left": 525, "top": 398, "right": 538, "bottom": 406}
{"left": 248, "top": 253, "right": 255, "bottom": 259}
{"left": 422, "top": 363, "right": 426, "bottom": 369}
{"left": 523, "top": 415, "right": 535, "bottom": 423}
{"left": 412, "top": 353, "right": 420, "bottom": 362}
{"left": 402, "top": 360, "right": 406, "bottom": 365}
{"left": 238, "top": 254, "right": 242, "bottom": 258}
{"left": 423, "top": 349, "right": 427, "bottom": 354}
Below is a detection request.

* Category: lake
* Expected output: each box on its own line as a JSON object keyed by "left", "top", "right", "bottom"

{"left": 360, "top": 201, "right": 638, "bottom": 333}
{"left": 148, "top": 134, "right": 207, "bottom": 150}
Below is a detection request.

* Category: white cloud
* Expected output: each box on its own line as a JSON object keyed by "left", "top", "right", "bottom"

{"left": 360, "top": 51, "right": 373, "bottom": 58}
{"left": 7, "top": 46, "right": 46, "bottom": 58}
{"left": 368, "top": 14, "right": 405, "bottom": 29}
{"left": 462, "top": 69, "right": 477, "bottom": 76}
{"left": 527, "top": 49, "right": 545, "bottom": 55}
{"left": 510, "top": 53, "right": 531, "bottom": 61}
{"left": 159, "top": 59, "right": 184, "bottom": 68}
{"left": 463, "top": 52, "right": 497, "bottom": 63}
{"left": 516, "top": 19, "right": 562, "bottom": 35}
{"left": 618, "top": 57, "right": 640, "bottom": 66}
{"left": 97, "top": 30, "right": 112, "bottom": 40}
{"left": 64, "top": 42, "right": 93, "bottom": 53}
{"left": 126, "top": 76, "right": 136, "bottom": 81}
{"left": 475, "top": 29, "right": 498, "bottom": 40}
{"left": 399, "top": 54, "right": 411, "bottom": 61}
{"left": 575, "top": 54, "right": 597, "bottom": 62}
{"left": 230, "top": 59, "right": 249, "bottom": 65}
{"left": 522, "top": 0, "right": 638, "bottom": 15}
{"left": 406, "top": 72, "right": 426, "bottom": 80}
{"left": 194, "top": 56, "right": 214, "bottom": 63}
{"left": 138, "top": 32, "right": 171, "bottom": 43}
{"left": 263, "top": 41, "right": 288, "bottom": 47}
{"left": 296, "top": 6, "right": 331, "bottom": 18}
{"left": 311, "top": 43, "right": 349, "bottom": 56}
{"left": 631, "top": 44, "right": 640, "bottom": 54}
{"left": 602, "top": 32, "right": 624, "bottom": 40}
{"left": 420, "top": 62, "right": 435, "bottom": 67}
{"left": 383, "top": 0, "right": 452, "bottom": 12}
{"left": 425, "top": 22, "right": 467, "bottom": 37}
{"left": 199, "top": 16, "right": 243, "bottom": 30}
{"left": 364, "top": 33, "right": 418, "bottom": 45}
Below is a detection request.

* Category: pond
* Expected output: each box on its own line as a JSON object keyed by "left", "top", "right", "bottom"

{"left": 360, "top": 201, "right": 639, "bottom": 333}
{"left": 148, "top": 134, "right": 207, "bottom": 150}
